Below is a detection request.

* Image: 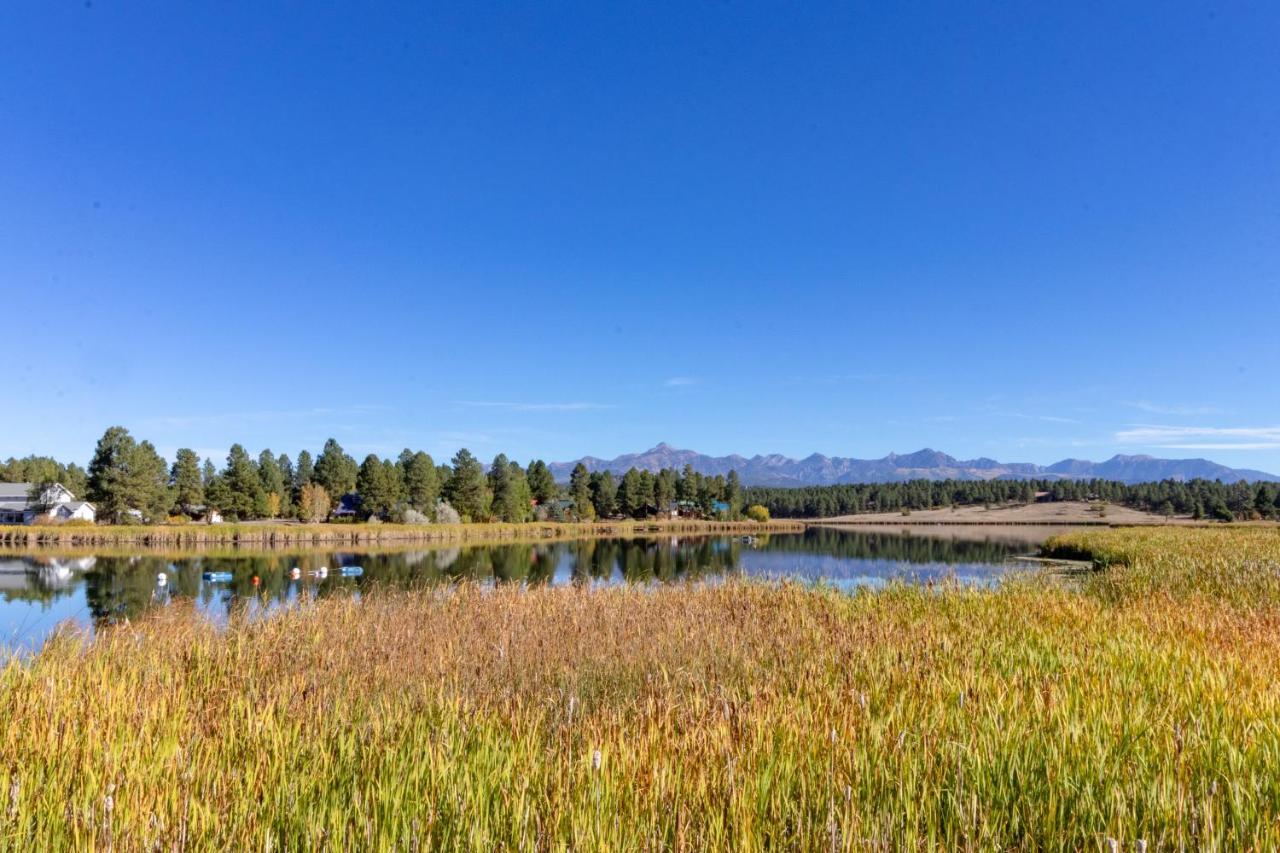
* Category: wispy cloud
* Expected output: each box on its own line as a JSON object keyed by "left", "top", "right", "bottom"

{"left": 141, "top": 405, "right": 390, "bottom": 429}
{"left": 452, "top": 401, "right": 615, "bottom": 412}
{"left": 1115, "top": 424, "right": 1280, "bottom": 450}
{"left": 664, "top": 377, "right": 698, "bottom": 388}
{"left": 1002, "top": 412, "right": 1082, "bottom": 425}
{"left": 1125, "top": 401, "right": 1224, "bottom": 417}
{"left": 435, "top": 430, "right": 498, "bottom": 446}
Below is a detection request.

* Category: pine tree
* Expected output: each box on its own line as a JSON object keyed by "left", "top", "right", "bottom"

{"left": 725, "top": 470, "right": 742, "bottom": 516}
{"left": 678, "top": 464, "right": 700, "bottom": 501}
{"left": 257, "top": 450, "right": 286, "bottom": 517}
{"left": 569, "top": 463, "right": 593, "bottom": 520}
{"left": 590, "top": 471, "right": 617, "bottom": 518}
{"left": 526, "top": 460, "right": 558, "bottom": 504}
{"left": 401, "top": 451, "right": 439, "bottom": 510}
{"left": 86, "top": 426, "right": 139, "bottom": 524}
{"left": 171, "top": 448, "right": 204, "bottom": 512}
{"left": 487, "top": 454, "right": 517, "bottom": 522}
{"left": 444, "top": 449, "right": 490, "bottom": 522}
{"left": 638, "top": 469, "right": 656, "bottom": 511}
{"left": 492, "top": 459, "right": 533, "bottom": 523}
{"left": 276, "top": 453, "right": 295, "bottom": 518}
{"left": 314, "top": 438, "right": 358, "bottom": 498}
{"left": 356, "top": 454, "right": 396, "bottom": 520}
{"left": 655, "top": 468, "right": 677, "bottom": 513}
{"left": 617, "top": 468, "right": 645, "bottom": 518}
{"left": 294, "top": 450, "right": 315, "bottom": 491}
{"left": 221, "top": 444, "right": 265, "bottom": 520}
{"left": 132, "top": 441, "right": 172, "bottom": 522}
{"left": 382, "top": 458, "right": 405, "bottom": 507}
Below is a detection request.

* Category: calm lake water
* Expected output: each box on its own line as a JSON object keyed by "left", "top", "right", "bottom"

{"left": 0, "top": 526, "right": 1066, "bottom": 652}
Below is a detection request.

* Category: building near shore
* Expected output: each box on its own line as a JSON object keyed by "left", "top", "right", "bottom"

{"left": 0, "top": 483, "right": 96, "bottom": 525}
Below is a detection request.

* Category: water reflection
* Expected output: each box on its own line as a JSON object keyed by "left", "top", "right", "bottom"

{"left": 0, "top": 528, "right": 1049, "bottom": 651}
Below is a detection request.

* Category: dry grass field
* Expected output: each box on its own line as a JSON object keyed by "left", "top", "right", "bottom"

{"left": 822, "top": 500, "right": 1181, "bottom": 526}
{"left": 2, "top": 527, "right": 1279, "bottom": 849}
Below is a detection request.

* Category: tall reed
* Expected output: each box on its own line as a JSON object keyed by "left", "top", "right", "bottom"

{"left": 3, "top": 527, "right": 1279, "bottom": 848}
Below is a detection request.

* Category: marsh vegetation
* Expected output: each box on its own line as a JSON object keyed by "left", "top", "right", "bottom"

{"left": 2, "top": 527, "right": 1278, "bottom": 848}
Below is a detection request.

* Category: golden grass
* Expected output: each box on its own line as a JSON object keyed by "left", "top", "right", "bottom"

{"left": 2, "top": 528, "right": 1279, "bottom": 849}
{"left": 0, "top": 518, "right": 802, "bottom": 549}
{"left": 1046, "top": 525, "right": 1280, "bottom": 604}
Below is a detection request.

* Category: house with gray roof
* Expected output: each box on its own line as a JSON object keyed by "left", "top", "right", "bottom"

{"left": 0, "top": 483, "right": 96, "bottom": 525}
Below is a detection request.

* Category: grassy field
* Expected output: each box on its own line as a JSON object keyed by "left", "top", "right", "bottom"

{"left": 2, "top": 527, "right": 1279, "bottom": 849}
{"left": 822, "top": 500, "right": 1177, "bottom": 526}
{"left": 0, "top": 518, "right": 802, "bottom": 549}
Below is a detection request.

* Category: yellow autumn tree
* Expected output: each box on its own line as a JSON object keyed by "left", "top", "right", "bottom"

{"left": 297, "top": 483, "right": 331, "bottom": 523}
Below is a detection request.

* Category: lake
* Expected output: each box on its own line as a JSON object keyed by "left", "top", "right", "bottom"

{"left": 0, "top": 525, "right": 1068, "bottom": 652}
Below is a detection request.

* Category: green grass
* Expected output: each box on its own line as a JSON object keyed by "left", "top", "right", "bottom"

{"left": 2, "top": 527, "right": 1279, "bottom": 849}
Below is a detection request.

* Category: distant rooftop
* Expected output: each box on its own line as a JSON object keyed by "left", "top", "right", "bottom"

{"left": 0, "top": 483, "right": 35, "bottom": 500}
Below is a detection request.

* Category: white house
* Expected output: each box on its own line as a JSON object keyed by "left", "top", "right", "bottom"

{"left": 0, "top": 483, "right": 96, "bottom": 525}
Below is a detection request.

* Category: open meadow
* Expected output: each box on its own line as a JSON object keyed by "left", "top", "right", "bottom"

{"left": 2, "top": 527, "right": 1279, "bottom": 849}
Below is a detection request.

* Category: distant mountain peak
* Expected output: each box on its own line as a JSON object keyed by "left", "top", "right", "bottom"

{"left": 546, "top": 444, "right": 1279, "bottom": 486}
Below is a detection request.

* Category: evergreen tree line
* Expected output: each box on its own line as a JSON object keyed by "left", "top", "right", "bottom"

{"left": 17, "top": 426, "right": 1279, "bottom": 524}
{"left": 60, "top": 427, "right": 748, "bottom": 524}
{"left": 0, "top": 457, "right": 88, "bottom": 499}
{"left": 743, "top": 477, "right": 1280, "bottom": 522}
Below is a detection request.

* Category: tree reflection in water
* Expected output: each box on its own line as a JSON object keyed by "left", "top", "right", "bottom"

{"left": 2, "top": 528, "right": 1039, "bottom": 646}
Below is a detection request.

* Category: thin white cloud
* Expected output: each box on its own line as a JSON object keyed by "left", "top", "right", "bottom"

{"left": 452, "top": 401, "right": 615, "bottom": 412}
{"left": 664, "top": 377, "right": 698, "bottom": 387}
{"left": 973, "top": 410, "right": 1084, "bottom": 425}
{"left": 141, "top": 405, "right": 390, "bottom": 429}
{"left": 1125, "top": 401, "right": 1224, "bottom": 416}
{"left": 436, "top": 430, "right": 497, "bottom": 446}
{"left": 1115, "top": 425, "right": 1280, "bottom": 450}
{"left": 1006, "top": 412, "right": 1082, "bottom": 425}
{"left": 1151, "top": 443, "right": 1280, "bottom": 451}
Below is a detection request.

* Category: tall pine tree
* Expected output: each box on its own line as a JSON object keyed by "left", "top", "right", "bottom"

{"left": 221, "top": 444, "right": 264, "bottom": 520}
{"left": 171, "top": 448, "right": 204, "bottom": 512}
{"left": 444, "top": 449, "right": 490, "bottom": 522}
{"left": 569, "top": 463, "right": 593, "bottom": 520}
{"left": 314, "top": 438, "right": 357, "bottom": 498}
{"left": 401, "top": 451, "right": 439, "bottom": 510}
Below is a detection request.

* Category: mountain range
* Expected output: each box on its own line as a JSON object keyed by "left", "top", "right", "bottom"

{"left": 548, "top": 443, "right": 1280, "bottom": 486}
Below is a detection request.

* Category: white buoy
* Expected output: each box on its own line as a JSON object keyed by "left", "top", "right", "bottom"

{"left": 157, "top": 572, "right": 168, "bottom": 587}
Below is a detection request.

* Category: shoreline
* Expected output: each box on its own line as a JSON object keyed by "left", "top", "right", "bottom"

{"left": 0, "top": 518, "right": 803, "bottom": 550}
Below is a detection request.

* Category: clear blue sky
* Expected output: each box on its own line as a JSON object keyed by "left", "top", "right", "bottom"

{"left": 3, "top": 2, "right": 1278, "bottom": 471}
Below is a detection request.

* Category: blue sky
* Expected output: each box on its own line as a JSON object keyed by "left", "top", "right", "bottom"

{"left": 3, "top": 2, "right": 1278, "bottom": 471}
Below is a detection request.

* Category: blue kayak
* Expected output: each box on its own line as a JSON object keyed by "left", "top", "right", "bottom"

{"left": 202, "top": 571, "right": 234, "bottom": 582}
{"left": 338, "top": 566, "right": 364, "bottom": 577}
